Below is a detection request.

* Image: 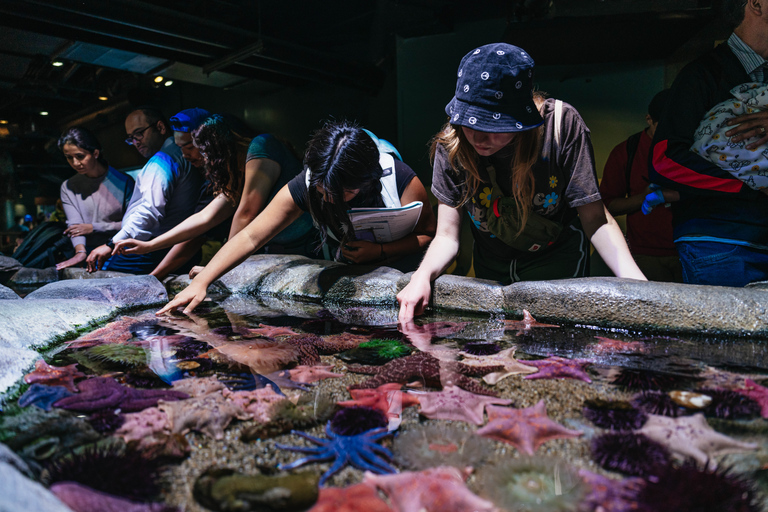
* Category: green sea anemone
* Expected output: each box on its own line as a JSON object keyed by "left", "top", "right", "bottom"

{"left": 392, "top": 423, "right": 492, "bottom": 470}
{"left": 477, "top": 458, "right": 586, "bottom": 512}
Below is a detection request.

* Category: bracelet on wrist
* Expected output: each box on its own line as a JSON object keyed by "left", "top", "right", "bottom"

{"left": 76, "top": 250, "right": 86, "bottom": 254}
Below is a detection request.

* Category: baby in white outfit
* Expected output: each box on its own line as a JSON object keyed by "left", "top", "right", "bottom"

{"left": 690, "top": 82, "right": 768, "bottom": 192}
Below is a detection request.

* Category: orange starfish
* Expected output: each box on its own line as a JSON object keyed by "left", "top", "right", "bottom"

{"left": 308, "top": 483, "right": 393, "bottom": 512}
{"left": 23, "top": 359, "right": 85, "bottom": 392}
{"left": 338, "top": 383, "right": 421, "bottom": 424}
{"left": 476, "top": 400, "right": 583, "bottom": 455}
{"left": 502, "top": 310, "right": 559, "bottom": 336}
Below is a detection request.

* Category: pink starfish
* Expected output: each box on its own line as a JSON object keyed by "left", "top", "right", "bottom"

{"left": 637, "top": 413, "right": 758, "bottom": 470}
{"left": 737, "top": 379, "right": 768, "bottom": 418}
{"left": 502, "top": 310, "right": 559, "bottom": 336}
{"left": 269, "top": 365, "right": 343, "bottom": 385}
{"left": 308, "top": 483, "right": 393, "bottom": 512}
{"left": 247, "top": 323, "right": 299, "bottom": 337}
{"left": 476, "top": 400, "right": 583, "bottom": 456}
{"left": 338, "top": 384, "right": 421, "bottom": 430}
{"left": 51, "top": 482, "right": 179, "bottom": 512}
{"left": 416, "top": 385, "right": 512, "bottom": 425}
{"left": 115, "top": 407, "right": 171, "bottom": 450}
{"left": 23, "top": 359, "right": 85, "bottom": 392}
{"left": 363, "top": 466, "right": 496, "bottom": 512}
{"left": 222, "top": 387, "right": 286, "bottom": 422}
{"left": 589, "top": 336, "right": 647, "bottom": 355}
{"left": 523, "top": 356, "right": 592, "bottom": 383}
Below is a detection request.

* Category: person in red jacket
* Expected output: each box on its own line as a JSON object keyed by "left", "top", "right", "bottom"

{"left": 599, "top": 90, "right": 682, "bottom": 282}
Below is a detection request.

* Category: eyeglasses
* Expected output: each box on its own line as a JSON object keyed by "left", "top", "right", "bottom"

{"left": 125, "top": 124, "right": 155, "bottom": 145}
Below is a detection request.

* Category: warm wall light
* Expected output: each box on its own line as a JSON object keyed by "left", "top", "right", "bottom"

{"left": 52, "top": 61, "right": 64, "bottom": 67}
{"left": 153, "top": 76, "right": 164, "bottom": 83}
{"left": 0, "top": 120, "right": 8, "bottom": 124}
{"left": 39, "top": 111, "right": 49, "bottom": 116}
{"left": 98, "top": 96, "right": 109, "bottom": 101}
{"left": 164, "top": 80, "right": 173, "bottom": 87}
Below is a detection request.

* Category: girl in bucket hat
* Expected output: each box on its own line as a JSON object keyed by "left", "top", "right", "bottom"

{"left": 398, "top": 42, "right": 646, "bottom": 322}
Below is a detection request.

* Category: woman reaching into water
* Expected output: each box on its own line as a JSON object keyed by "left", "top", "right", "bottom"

{"left": 57, "top": 127, "right": 134, "bottom": 270}
{"left": 158, "top": 120, "right": 436, "bottom": 315}
{"left": 397, "top": 43, "right": 646, "bottom": 322}
{"left": 114, "top": 114, "right": 317, "bottom": 278}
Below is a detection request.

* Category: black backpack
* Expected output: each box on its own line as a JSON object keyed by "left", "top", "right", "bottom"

{"left": 12, "top": 221, "right": 73, "bottom": 268}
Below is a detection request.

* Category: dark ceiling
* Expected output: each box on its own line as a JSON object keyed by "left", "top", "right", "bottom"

{"left": 0, "top": 0, "right": 725, "bottom": 144}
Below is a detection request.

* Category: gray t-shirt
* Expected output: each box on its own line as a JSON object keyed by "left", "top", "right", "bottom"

{"left": 431, "top": 98, "right": 600, "bottom": 259}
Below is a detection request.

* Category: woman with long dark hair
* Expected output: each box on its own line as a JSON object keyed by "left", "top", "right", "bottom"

{"left": 56, "top": 127, "right": 134, "bottom": 270}
{"left": 157, "top": 120, "right": 436, "bottom": 315}
{"left": 114, "top": 114, "right": 316, "bottom": 276}
{"left": 397, "top": 43, "right": 646, "bottom": 321}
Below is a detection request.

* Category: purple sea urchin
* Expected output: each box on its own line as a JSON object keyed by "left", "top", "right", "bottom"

{"left": 87, "top": 409, "right": 125, "bottom": 434}
{"left": 583, "top": 399, "right": 647, "bottom": 430}
{"left": 392, "top": 423, "right": 492, "bottom": 471}
{"left": 330, "top": 406, "right": 388, "bottom": 436}
{"left": 461, "top": 341, "right": 501, "bottom": 356}
{"left": 630, "top": 391, "right": 680, "bottom": 417}
{"left": 591, "top": 432, "right": 671, "bottom": 476}
{"left": 477, "top": 458, "right": 586, "bottom": 512}
{"left": 610, "top": 368, "right": 695, "bottom": 391}
{"left": 637, "top": 462, "right": 761, "bottom": 512}
{"left": 698, "top": 388, "right": 762, "bottom": 420}
{"left": 41, "top": 441, "right": 162, "bottom": 501}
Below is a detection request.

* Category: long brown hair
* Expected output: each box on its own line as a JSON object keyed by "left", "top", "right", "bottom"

{"left": 430, "top": 92, "right": 547, "bottom": 234}
{"left": 192, "top": 114, "right": 251, "bottom": 205}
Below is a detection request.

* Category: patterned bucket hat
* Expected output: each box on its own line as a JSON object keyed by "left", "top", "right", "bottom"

{"left": 445, "top": 43, "right": 543, "bottom": 133}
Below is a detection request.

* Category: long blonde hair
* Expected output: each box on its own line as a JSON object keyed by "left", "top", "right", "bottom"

{"left": 430, "top": 92, "right": 547, "bottom": 234}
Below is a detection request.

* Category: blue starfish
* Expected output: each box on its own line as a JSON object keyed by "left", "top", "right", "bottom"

{"left": 276, "top": 422, "right": 396, "bottom": 486}
{"left": 18, "top": 384, "right": 73, "bottom": 411}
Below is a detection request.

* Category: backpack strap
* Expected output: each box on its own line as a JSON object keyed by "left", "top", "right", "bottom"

{"left": 554, "top": 99, "right": 563, "bottom": 150}
{"left": 624, "top": 131, "right": 643, "bottom": 192}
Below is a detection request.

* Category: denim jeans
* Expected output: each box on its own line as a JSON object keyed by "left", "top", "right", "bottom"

{"left": 676, "top": 241, "right": 768, "bottom": 287}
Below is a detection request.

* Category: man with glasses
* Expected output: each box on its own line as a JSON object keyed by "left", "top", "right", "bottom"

{"left": 86, "top": 106, "right": 203, "bottom": 273}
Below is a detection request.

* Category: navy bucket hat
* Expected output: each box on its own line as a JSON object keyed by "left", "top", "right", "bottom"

{"left": 169, "top": 108, "right": 211, "bottom": 133}
{"left": 445, "top": 43, "right": 543, "bottom": 133}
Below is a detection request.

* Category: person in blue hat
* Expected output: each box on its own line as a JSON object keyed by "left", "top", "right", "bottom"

{"left": 397, "top": 42, "right": 646, "bottom": 321}
{"left": 86, "top": 106, "right": 203, "bottom": 274}
{"left": 114, "top": 114, "right": 320, "bottom": 273}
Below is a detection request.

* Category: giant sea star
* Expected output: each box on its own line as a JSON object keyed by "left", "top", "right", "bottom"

{"left": 348, "top": 351, "right": 500, "bottom": 396}
{"left": 277, "top": 422, "right": 396, "bottom": 486}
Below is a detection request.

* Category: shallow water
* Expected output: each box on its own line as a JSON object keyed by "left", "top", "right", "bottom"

{"left": 4, "top": 297, "right": 768, "bottom": 511}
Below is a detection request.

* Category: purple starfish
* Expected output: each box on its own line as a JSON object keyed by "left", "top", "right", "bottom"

{"left": 53, "top": 376, "right": 188, "bottom": 413}
{"left": 523, "top": 356, "right": 592, "bottom": 383}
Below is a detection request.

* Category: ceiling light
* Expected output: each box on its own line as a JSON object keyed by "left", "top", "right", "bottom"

{"left": 153, "top": 76, "right": 164, "bottom": 83}
{"left": 52, "top": 61, "right": 64, "bottom": 67}
{"left": 98, "top": 96, "right": 109, "bottom": 101}
{"left": 164, "top": 80, "right": 173, "bottom": 87}
{"left": 0, "top": 120, "right": 7, "bottom": 124}
{"left": 39, "top": 111, "right": 49, "bottom": 116}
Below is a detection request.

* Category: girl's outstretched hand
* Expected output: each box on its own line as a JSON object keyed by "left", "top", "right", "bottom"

{"left": 113, "top": 238, "right": 150, "bottom": 255}
{"left": 397, "top": 275, "right": 431, "bottom": 323}
{"left": 156, "top": 280, "right": 209, "bottom": 316}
